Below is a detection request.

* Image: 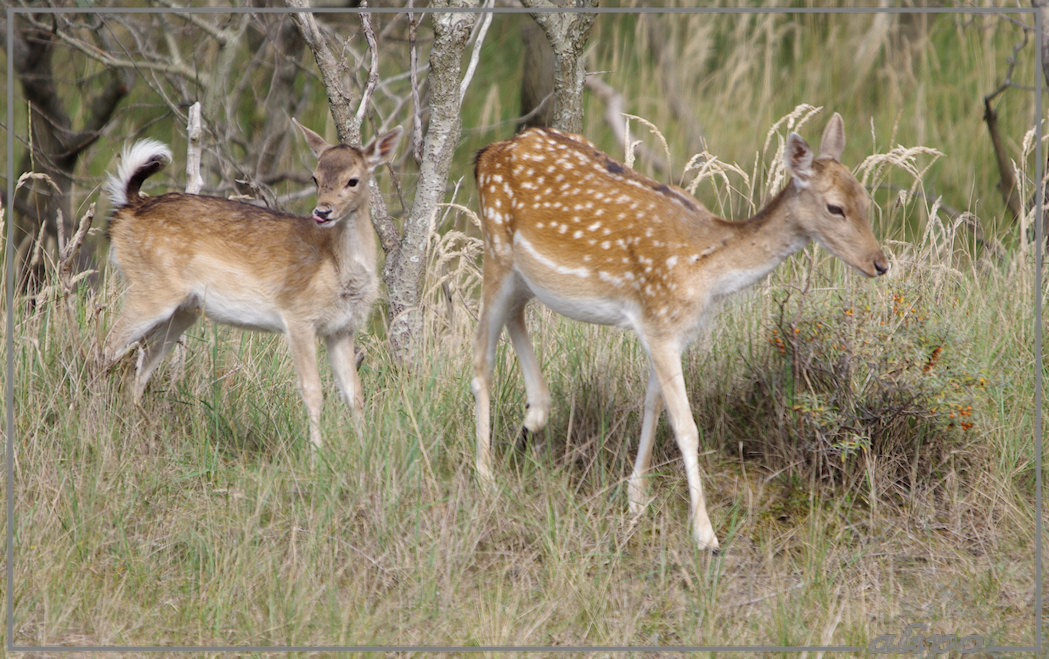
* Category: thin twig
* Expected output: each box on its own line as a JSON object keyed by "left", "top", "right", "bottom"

{"left": 154, "top": 0, "right": 234, "bottom": 45}
{"left": 460, "top": 93, "right": 554, "bottom": 135}
{"left": 45, "top": 22, "right": 197, "bottom": 79}
{"left": 984, "top": 27, "right": 1029, "bottom": 106}
{"left": 584, "top": 75, "right": 669, "bottom": 175}
{"left": 355, "top": 8, "right": 380, "bottom": 131}
{"left": 459, "top": 0, "right": 494, "bottom": 106}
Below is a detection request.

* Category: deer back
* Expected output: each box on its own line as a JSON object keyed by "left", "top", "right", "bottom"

{"left": 474, "top": 119, "right": 886, "bottom": 337}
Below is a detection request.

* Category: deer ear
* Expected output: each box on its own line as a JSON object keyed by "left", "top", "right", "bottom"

{"left": 818, "top": 112, "right": 845, "bottom": 161}
{"left": 292, "top": 118, "right": 333, "bottom": 158}
{"left": 364, "top": 126, "right": 403, "bottom": 170}
{"left": 784, "top": 132, "right": 814, "bottom": 189}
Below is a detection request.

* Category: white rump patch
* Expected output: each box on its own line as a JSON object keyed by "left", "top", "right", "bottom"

{"left": 105, "top": 138, "right": 173, "bottom": 207}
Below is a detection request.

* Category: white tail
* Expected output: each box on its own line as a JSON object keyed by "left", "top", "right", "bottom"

{"left": 471, "top": 114, "right": 887, "bottom": 552}
{"left": 104, "top": 120, "right": 402, "bottom": 449}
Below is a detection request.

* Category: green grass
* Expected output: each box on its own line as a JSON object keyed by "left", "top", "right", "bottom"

{"left": 4, "top": 6, "right": 1046, "bottom": 652}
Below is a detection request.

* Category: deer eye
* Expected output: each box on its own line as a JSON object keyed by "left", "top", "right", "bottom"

{"left": 346, "top": 178, "right": 359, "bottom": 188}
{"left": 827, "top": 204, "right": 845, "bottom": 217}
{"left": 311, "top": 175, "right": 318, "bottom": 187}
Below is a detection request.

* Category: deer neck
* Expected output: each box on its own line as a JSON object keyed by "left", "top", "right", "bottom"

{"left": 705, "top": 185, "right": 810, "bottom": 298}
{"left": 331, "top": 204, "right": 379, "bottom": 280}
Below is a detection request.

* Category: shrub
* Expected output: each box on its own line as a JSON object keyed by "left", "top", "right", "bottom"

{"left": 727, "top": 281, "right": 985, "bottom": 493}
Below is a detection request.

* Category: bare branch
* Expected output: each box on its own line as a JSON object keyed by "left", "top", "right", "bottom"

{"left": 355, "top": 10, "right": 380, "bottom": 131}
{"left": 203, "top": 13, "right": 252, "bottom": 133}
{"left": 46, "top": 23, "right": 198, "bottom": 80}
{"left": 186, "top": 102, "right": 204, "bottom": 195}
{"left": 459, "top": 0, "right": 494, "bottom": 105}
{"left": 286, "top": 0, "right": 361, "bottom": 145}
{"left": 984, "top": 27, "right": 1030, "bottom": 105}
{"left": 983, "top": 21, "right": 1033, "bottom": 221}
{"left": 585, "top": 75, "right": 669, "bottom": 175}
{"left": 155, "top": 0, "right": 235, "bottom": 45}
{"left": 585, "top": 75, "right": 625, "bottom": 142}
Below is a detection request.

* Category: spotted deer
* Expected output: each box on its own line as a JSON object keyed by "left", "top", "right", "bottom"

{"left": 471, "top": 114, "right": 888, "bottom": 552}
{"left": 103, "top": 120, "right": 402, "bottom": 449}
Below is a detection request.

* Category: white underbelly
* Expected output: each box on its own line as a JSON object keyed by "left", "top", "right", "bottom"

{"left": 511, "top": 232, "right": 639, "bottom": 329}
{"left": 520, "top": 272, "right": 636, "bottom": 328}
{"left": 197, "top": 288, "right": 285, "bottom": 332}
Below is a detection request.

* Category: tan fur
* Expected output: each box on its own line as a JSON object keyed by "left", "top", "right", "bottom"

{"left": 104, "top": 121, "right": 402, "bottom": 449}
{"left": 471, "top": 114, "right": 887, "bottom": 552}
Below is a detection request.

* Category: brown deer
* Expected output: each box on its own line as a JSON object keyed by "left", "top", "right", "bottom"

{"left": 103, "top": 120, "right": 402, "bottom": 449}
{"left": 471, "top": 114, "right": 888, "bottom": 552}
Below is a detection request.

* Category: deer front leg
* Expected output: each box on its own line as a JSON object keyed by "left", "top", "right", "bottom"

{"left": 326, "top": 332, "right": 364, "bottom": 422}
{"left": 629, "top": 365, "right": 663, "bottom": 517}
{"left": 285, "top": 322, "right": 323, "bottom": 450}
{"left": 649, "top": 341, "right": 720, "bottom": 553}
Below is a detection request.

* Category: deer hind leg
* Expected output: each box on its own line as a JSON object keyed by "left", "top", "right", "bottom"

{"left": 104, "top": 298, "right": 198, "bottom": 403}
{"left": 285, "top": 321, "right": 323, "bottom": 451}
{"left": 648, "top": 341, "right": 720, "bottom": 553}
{"left": 505, "top": 302, "right": 551, "bottom": 438}
{"left": 130, "top": 307, "right": 198, "bottom": 402}
{"left": 326, "top": 332, "right": 364, "bottom": 422}
{"left": 104, "top": 305, "right": 167, "bottom": 364}
{"left": 629, "top": 365, "right": 663, "bottom": 517}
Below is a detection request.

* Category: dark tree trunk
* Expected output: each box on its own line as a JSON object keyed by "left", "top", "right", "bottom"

{"left": 3, "top": 17, "right": 128, "bottom": 290}
{"left": 518, "top": 19, "right": 556, "bottom": 131}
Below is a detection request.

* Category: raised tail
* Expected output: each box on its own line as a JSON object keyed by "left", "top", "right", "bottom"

{"left": 104, "top": 139, "right": 173, "bottom": 208}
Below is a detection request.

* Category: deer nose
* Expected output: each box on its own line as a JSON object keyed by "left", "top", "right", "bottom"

{"left": 313, "top": 208, "right": 331, "bottom": 220}
{"left": 874, "top": 259, "right": 889, "bottom": 276}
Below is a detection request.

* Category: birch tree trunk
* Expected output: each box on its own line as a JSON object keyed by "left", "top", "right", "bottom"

{"left": 287, "top": 2, "right": 362, "bottom": 145}
{"left": 385, "top": 3, "right": 480, "bottom": 360}
{"left": 520, "top": 0, "right": 596, "bottom": 133}
{"left": 289, "top": 2, "right": 481, "bottom": 362}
